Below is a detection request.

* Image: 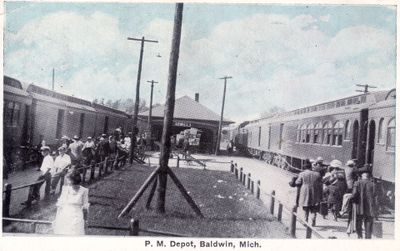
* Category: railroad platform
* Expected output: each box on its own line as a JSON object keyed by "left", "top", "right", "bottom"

{"left": 148, "top": 152, "right": 395, "bottom": 239}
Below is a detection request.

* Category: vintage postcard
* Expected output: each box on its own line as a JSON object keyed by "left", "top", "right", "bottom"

{"left": 1, "top": 0, "right": 398, "bottom": 250}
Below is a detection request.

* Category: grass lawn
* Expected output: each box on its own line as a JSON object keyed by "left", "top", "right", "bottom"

{"left": 87, "top": 164, "right": 289, "bottom": 238}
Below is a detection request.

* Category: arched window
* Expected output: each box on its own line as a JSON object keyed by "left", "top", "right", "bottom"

{"left": 296, "top": 125, "right": 301, "bottom": 142}
{"left": 387, "top": 118, "right": 395, "bottom": 151}
{"left": 306, "top": 123, "right": 313, "bottom": 143}
{"left": 344, "top": 120, "right": 351, "bottom": 140}
{"left": 333, "top": 121, "right": 344, "bottom": 146}
{"left": 377, "top": 118, "right": 384, "bottom": 143}
{"left": 300, "top": 124, "right": 307, "bottom": 143}
{"left": 323, "top": 121, "right": 333, "bottom": 145}
{"left": 314, "top": 122, "right": 322, "bottom": 143}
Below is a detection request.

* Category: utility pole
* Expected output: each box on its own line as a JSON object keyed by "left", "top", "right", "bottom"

{"left": 52, "top": 68, "right": 55, "bottom": 91}
{"left": 127, "top": 36, "right": 158, "bottom": 163}
{"left": 156, "top": 3, "right": 183, "bottom": 214}
{"left": 147, "top": 80, "right": 158, "bottom": 149}
{"left": 215, "top": 76, "right": 232, "bottom": 155}
{"left": 356, "top": 84, "right": 377, "bottom": 94}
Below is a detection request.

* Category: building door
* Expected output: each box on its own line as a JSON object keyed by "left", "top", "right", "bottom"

{"left": 367, "top": 120, "right": 376, "bottom": 164}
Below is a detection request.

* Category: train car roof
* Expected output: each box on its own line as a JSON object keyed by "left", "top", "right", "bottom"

{"left": 27, "top": 84, "right": 97, "bottom": 112}
{"left": 246, "top": 89, "right": 394, "bottom": 126}
{"left": 91, "top": 102, "right": 129, "bottom": 117}
{"left": 3, "top": 76, "right": 31, "bottom": 97}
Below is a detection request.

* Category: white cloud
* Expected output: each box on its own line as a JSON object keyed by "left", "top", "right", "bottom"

{"left": 5, "top": 11, "right": 396, "bottom": 123}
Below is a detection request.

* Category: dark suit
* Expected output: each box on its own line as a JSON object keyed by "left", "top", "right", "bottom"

{"left": 352, "top": 178, "right": 377, "bottom": 239}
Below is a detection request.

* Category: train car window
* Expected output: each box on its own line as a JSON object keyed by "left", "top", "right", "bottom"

{"left": 386, "top": 118, "right": 395, "bottom": 151}
{"left": 56, "top": 109, "right": 65, "bottom": 139}
{"left": 344, "top": 120, "right": 351, "bottom": 140}
{"left": 300, "top": 124, "right": 307, "bottom": 143}
{"left": 361, "top": 95, "right": 367, "bottom": 103}
{"left": 313, "top": 122, "right": 322, "bottom": 143}
{"left": 377, "top": 118, "right": 384, "bottom": 143}
{"left": 258, "top": 126, "right": 262, "bottom": 147}
{"left": 296, "top": 125, "right": 301, "bottom": 142}
{"left": 333, "top": 121, "right": 344, "bottom": 146}
{"left": 306, "top": 123, "right": 313, "bottom": 143}
{"left": 323, "top": 121, "right": 333, "bottom": 145}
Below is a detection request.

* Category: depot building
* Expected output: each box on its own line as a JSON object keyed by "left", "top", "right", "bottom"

{"left": 138, "top": 94, "right": 234, "bottom": 153}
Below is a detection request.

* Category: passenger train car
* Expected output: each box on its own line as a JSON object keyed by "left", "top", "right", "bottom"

{"left": 231, "top": 89, "right": 396, "bottom": 191}
{"left": 3, "top": 76, "right": 132, "bottom": 170}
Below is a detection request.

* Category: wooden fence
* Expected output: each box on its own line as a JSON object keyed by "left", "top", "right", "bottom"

{"left": 230, "top": 162, "right": 324, "bottom": 239}
{"left": 3, "top": 156, "right": 126, "bottom": 218}
{"left": 3, "top": 217, "right": 187, "bottom": 237}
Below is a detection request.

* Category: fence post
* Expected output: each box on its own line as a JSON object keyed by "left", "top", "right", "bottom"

{"left": 230, "top": 161, "right": 234, "bottom": 172}
{"left": 30, "top": 223, "right": 37, "bottom": 233}
{"left": 306, "top": 225, "right": 312, "bottom": 239}
{"left": 3, "top": 183, "right": 12, "bottom": 217}
{"left": 250, "top": 180, "right": 254, "bottom": 194}
{"left": 177, "top": 156, "right": 180, "bottom": 168}
{"left": 289, "top": 206, "right": 297, "bottom": 238}
{"left": 247, "top": 173, "right": 251, "bottom": 189}
{"left": 234, "top": 167, "right": 238, "bottom": 179}
{"left": 277, "top": 203, "right": 283, "bottom": 222}
{"left": 242, "top": 173, "right": 246, "bottom": 186}
{"left": 129, "top": 218, "right": 139, "bottom": 236}
{"left": 98, "top": 163, "right": 102, "bottom": 178}
{"left": 90, "top": 161, "right": 95, "bottom": 181}
{"left": 256, "top": 180, "right": 261, "bottom": 199}
{"left": 270, "top": 190, "right": 276, "bottom": 215}
{"left": 44, "top": 173, "right": 51, "bottom": 200}
{"left": 239, "top": 168, "right": 243, "bottom": 182}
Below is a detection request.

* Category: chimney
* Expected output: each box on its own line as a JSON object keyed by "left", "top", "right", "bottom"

{"left": 195, "top": 93, "right": 199, "bottom": 102}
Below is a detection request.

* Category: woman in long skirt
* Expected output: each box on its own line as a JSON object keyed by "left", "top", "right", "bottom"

{"left": 53, "top": 170, "right": 89, "bottom": 235}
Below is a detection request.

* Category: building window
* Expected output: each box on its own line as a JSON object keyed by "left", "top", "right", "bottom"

{"left": 387, "top": 118, "right": 395, "bottom": 151}
{"left": 306, "top": 123, "right": 313, "bottom": 143}
{"left": 4, "top": 101, "right": 21, "bottom": 127}
{"left": 258, "top": 126, "right": 262, "bottom": 147}
{"left": 377, "top": 118, "right": 384, "bottom": 143}
{"left": 333, "top": 121, "right": 344, "bottom": 146}
{"left": 344, "top": 120, "right": 351, "bottom": 140}
{"left": 323, "top": 121, "right": 333, "bottom": 145}
{"left": 313, "top": 122, "right": 322, "bottom": 143}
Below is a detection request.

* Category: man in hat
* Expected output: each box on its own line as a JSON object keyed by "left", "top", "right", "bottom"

{"left": 97, "top": 134, "right": 110, "bottom": 163}
{"left": 22, "top": 146, "right": 54, "bottom": 206}
{"left": 51, "top": 146, "right": 71, "bottom": 193}
{"left": 295, "top": 160, "right": 323, "bottom": 226}
{"left": 83, "top": 136, "right": 96, "bottom": 155}
{"left": 351, "top": 171, "right": 377, "bottom": 239}
{"left": 69, "top": 135, "right": 84, "bottom": 165}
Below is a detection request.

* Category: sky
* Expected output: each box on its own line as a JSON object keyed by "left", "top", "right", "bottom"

{"left": 3, "top": 2, "right": 397, "bottom": 122}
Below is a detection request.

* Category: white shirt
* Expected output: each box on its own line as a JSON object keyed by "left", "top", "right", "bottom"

{"left": 83, "top": 141, "right": 95, "bottom": 150}
{"left": 40, "top": 155, "right": 54, "bottom": 173}
{"left": 53, "top": 154, "right": 72, "bottom": 174}
{"left": 69, "top": 141, "right": 84, "bottom": 158}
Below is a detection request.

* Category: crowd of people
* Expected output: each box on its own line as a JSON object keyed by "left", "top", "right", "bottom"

{"left": 20, "top": 127, "right": 151, "bottom": 235}
{"left": 290, "top": 157, "right": 390, "bottom": 239}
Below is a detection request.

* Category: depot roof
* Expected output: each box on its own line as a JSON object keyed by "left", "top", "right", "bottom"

{"left": 139, "top": 95, "right": 234, "bottom": 124}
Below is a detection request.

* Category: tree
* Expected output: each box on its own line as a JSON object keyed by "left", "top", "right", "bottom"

{"left": 93, "top": 98, "right": 98, "bottom": 104}
{"left": 260, "top": 106, "right": 286, "bottom": 118}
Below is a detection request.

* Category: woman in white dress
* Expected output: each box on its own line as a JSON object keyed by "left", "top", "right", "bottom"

{"left": 53, "top": 170, "right": 89, "bottom": 235}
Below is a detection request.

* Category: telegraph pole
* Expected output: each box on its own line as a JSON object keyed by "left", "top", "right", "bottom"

{"left": 147, "top": 80, "right": 158, "bottom": 148}
{"left": 127, "top": 36, "right": 158, "bottom": 163}
{"left": 156, "top": 3, "right": 184, "bottom": 214}
{"left": 215, "top": 76, "right": 232, "bottom": 155}
{"left": 356, "top": 84, "right": 377, "bottom": 94}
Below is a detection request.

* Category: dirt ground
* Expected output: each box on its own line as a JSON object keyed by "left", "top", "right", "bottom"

{"left": 4, "top": 163, "right": 289, "bottom": 238}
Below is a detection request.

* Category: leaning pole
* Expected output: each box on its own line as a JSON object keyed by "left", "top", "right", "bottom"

{"left": 155, "top": 3, "right": 184, "bottom": 213}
